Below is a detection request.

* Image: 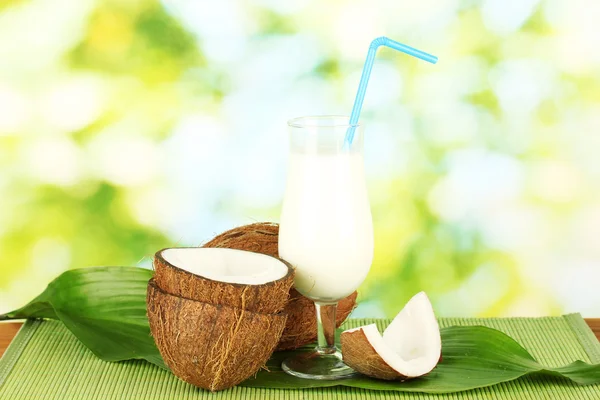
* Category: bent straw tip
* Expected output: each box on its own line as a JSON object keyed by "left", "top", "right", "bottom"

{"left": 370, "top": 36, "right": 389, "bottom": 48}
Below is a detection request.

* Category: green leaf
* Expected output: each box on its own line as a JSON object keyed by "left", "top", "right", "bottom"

{"left": 242, "top": 325, "right": 600, "bottom": 392}
{"left": 2, "top": 266, "right": 599, "bottom": 393}
{"left": 0, "top": 266, "right": 166, "bottom": 370}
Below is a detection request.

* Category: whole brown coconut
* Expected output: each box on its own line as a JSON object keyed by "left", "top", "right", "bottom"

{"left": 153, "top": 247, "right": 294, "bottom": 315}
{"left": 147, "top": 279, "right": 287, "bottom": 392}
{"left": 203, "top": 222, "right": 358, "bottom": 350}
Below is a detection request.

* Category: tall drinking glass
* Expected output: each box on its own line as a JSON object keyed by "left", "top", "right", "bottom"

{"left": 279, "top": 116, "right": 374, "bottom": 379}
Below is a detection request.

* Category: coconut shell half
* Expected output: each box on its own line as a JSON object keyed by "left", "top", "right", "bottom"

{"left": 147, "top": 279, "right": 286, "bottom": 392}
{"left": 153, "top": 247, "right": 294, "bottom": 314}
{"left": 202, "top": 222, "right": 358, "bottom": 350}
{"left": 341, "top": 292, "right": 441, "bottom": 380}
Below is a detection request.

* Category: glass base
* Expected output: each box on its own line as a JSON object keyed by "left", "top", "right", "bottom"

{"left": 282, "top": 348, "right": 356, "bottom": 380}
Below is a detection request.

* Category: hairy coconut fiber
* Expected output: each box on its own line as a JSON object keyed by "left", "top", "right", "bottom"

{"left": 147, "top": 279, "right": 286, "bottom": 391}
{"left": 202, "top": 222, "right": 358, "bottom": 350}
{"left": 153, "top": 248, "right": 294, "bottom": 315}
{"left": 203, "top": 222, "right": 279, "bottom": 256}
{"left": 340, "top": 328, "right": 408, "bottom": 380}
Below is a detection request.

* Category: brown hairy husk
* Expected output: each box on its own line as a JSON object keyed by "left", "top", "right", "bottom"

{"left": 202, "top": 222, "right": 358, "bottom": 350}
{"left": 147, "top": 279, "right": 286, "bottom": 392}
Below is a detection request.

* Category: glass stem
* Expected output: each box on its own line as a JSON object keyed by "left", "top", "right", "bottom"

{"left": 315, "top": 302, "right": 338, "bottom": 354}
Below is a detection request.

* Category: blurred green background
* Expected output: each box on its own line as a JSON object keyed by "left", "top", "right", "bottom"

{"left": 0, "top": 0, "right": 598, "bottom": 318}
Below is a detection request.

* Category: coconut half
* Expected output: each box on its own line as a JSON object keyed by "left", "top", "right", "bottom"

{"left": 153, "top": 247, "right": 294, "bottom": 314}
{"left": 341, "top": 292, "right": 441, "bottom": 380}
{"left": 147, "top": 279, "right": 286, "bottom": 392}
{"left": 202, "top": 222, "right": 358, "bottom": 350}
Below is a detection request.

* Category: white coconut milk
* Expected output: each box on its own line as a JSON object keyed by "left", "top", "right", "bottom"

{"left": 279, "top": 152, "right": 374, "bottom": 302}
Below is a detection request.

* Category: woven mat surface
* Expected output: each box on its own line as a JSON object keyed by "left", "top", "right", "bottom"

{"left": 1, "top": 314, "right": 599, "bottom": 399}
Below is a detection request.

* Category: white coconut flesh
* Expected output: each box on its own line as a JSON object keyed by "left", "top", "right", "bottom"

{"left": 160, "top": 248, "right": 289, "bottom": 285}
{"left": 345, "top": 292, "right": 441, "bottom": 377}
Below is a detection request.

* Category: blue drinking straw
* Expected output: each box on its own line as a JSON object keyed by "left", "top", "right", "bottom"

{"left": 344, "top": 37, "right": 438, "bottom": 146}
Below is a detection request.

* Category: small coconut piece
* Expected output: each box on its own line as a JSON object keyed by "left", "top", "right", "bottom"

{"left": 341, "top": 292, "right": 441, "bottom": 380}
{"left": 202, "top": 222, "right": 358, "bottom": 350}
{"left": 147, "top": 279, "right": 286, "bottom": 392}
{"left": 153, "top": 247, "right": 294, "bottom": 314}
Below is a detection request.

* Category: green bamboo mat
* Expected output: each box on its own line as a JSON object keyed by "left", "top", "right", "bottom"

{"left": 1, "top": 315, "right": 599, "bottom": 399}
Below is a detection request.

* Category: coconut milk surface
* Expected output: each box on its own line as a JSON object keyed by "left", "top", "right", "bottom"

{"left": 279, "top": 152, "right": 373, "bottom": 301}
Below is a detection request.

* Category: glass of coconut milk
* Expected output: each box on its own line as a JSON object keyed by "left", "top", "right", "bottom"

{"left": 279, "top": 115, "right": 374, "bottom": 379}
